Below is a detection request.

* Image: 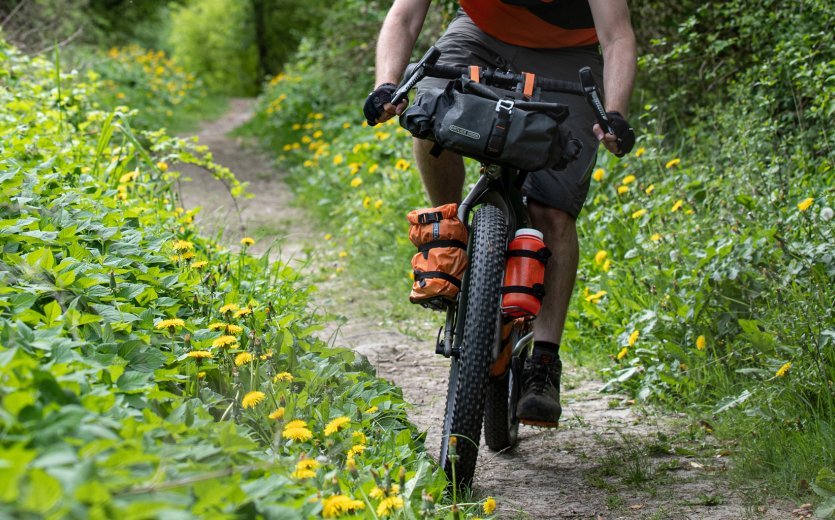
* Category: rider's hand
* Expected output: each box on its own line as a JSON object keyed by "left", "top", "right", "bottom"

{"left": 593, "top": 111, "right": 635, "bottom": 158}
{"left": 363, "top": 83, "right": 408, "bottom": 126}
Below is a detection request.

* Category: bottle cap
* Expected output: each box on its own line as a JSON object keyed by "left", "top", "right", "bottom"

{"left": 515, "top": 228, "right": 544, "bottom": 240}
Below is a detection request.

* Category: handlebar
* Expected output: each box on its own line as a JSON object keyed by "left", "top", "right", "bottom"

{"left": 392, "top": 46, "right": 615, "bottom": 135}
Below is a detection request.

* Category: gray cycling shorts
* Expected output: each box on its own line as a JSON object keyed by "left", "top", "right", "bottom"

{"left": 416, "top": 11, "right": 604, "bottom": 219}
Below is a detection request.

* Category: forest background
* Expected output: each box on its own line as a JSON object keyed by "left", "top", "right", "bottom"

{"left": 1, "top": 0, "right": 833, "bottom": 517}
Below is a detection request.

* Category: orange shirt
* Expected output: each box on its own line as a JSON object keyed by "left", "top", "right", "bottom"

{"left": 459, "top": 0, "right": 599, "bottom": 49}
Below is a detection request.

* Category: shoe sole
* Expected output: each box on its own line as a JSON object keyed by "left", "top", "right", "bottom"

{"left": 519, "top": 418, "right": 559, "bottom": 428}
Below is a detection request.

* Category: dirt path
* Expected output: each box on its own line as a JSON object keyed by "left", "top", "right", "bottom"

{"left": 178, "top": 100, "right": 794, "bottom": 520}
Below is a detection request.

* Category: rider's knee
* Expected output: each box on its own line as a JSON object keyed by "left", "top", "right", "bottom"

{"left": 528, "top": 202, "right": 576, "bottom": 237}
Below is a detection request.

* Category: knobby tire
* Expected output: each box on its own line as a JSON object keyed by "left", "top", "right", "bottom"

{"left": 441, "top": 204, "right": 506, "bottom": 488}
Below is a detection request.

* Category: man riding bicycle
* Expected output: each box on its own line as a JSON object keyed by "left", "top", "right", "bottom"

{"left": 364, "top": 0, "right": 637, "bottom": 428}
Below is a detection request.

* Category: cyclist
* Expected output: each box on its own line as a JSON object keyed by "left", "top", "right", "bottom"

{"left": 363, "top": 0, "right": 637, "bottom": 428}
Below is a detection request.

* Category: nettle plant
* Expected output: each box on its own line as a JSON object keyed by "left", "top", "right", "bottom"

{"left": 0, "top": 40, "right": 450, "bottom": 517}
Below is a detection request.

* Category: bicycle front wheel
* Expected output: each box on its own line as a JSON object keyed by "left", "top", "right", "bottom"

{"left": 439, "top": 204, "right": 506, "bottom": 488}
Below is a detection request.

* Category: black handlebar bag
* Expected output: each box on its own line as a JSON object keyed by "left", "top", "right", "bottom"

{"left": 400, "top": 77, "right": 581, "bottom": 172}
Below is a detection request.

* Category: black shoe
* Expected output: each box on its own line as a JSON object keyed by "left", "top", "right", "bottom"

{"left": 516, "top": 349, "right": 562, "bottom": 427}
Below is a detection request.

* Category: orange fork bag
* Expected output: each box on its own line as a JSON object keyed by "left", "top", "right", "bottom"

{"left": 407, "top": 203, "right": 468, "bottom": 305}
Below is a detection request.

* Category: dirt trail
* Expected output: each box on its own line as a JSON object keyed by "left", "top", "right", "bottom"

{"left": 177, "top": 100, "right": 794, "bottom": 520}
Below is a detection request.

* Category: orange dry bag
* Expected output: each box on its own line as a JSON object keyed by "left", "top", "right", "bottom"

{"left": 501, "top": 228, "right": 550, "bottom": 318}
{"left": 407, "top": 203, "right": 468, "bottom": 307}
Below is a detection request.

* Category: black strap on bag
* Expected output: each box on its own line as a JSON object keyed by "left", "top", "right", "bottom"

{"left": 414, "top": 270, "right": 462, "bottom": 288}
{"left": 486, "top": 99, "right": 514, "bottom": 158}
{"left": 506, "top": 246, "right": 552, "bottom": 264}
{"left": 500, "top": 283, "right": 546, "bottom": 301}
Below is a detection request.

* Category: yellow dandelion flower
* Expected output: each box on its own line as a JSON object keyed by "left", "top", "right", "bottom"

{"left": 191, "top": 260, "right": 208, "bottom": 269}
{"left": 797, "top": 198, "right": 814, "bottom": 212}
{"left": 274, "top": 372, "right": 294, "bottom": 382}
{"left": 197, "top": 371, "right": 206, "bottom": 379}
{"left": 292, "top": 123, "right": 301, "bottom": 130}
{"left": 241, "top": 391, "right": 265, "bottom": 409}
{"left": 602, "top": 259, "right": 611, "bottom": 272}
{"left": 368, "top": 164, "right": 379, "bottom": 174}
{"left": 592, "top": 168, "right": 605, "bottom": 182}
{"left": 363, "top": 196, "right": 372, "bottom": 209}
{"left": 374, "top": 199, "right": 384, "bottom": 209}
{"left": 365, "top": 406, "right": 378, "bottom": 414}
{"left": 219, "top": 303, "right": 239, "bottom": 315}
{"left": 283, "top": 426, "right": 313, "bottom": 442}
{"left": 776, "top": 362, "right": 792, "bottom": 377}
{"left": 157, "top": 161, "right": 168, "bottom": 171}
{"left": 234, "top": 352, "right": 254, "bottom": 366}
{"left": 282, "top": 144, "right": 292, "bottom": 151}
{"left": 212, "top": 335, "right": 238, "bottom": 348}
{"left": 208, "top": 322, "right": 226, "bottom": 331}
{"left": 322, "top": 495, "right": 365, "bottom": 518}
{"left": 338, "top": 251, "right": 348, "bottom": 258}
{"left": 483, "top": 496, "right": 497, "bottom": 514}
{"left": 395, "top": 159, "right": 410, "bottom": 171}
{"left": 350, "top": 177, "right": 363, "bottom": 188}
{"left": 186, "top": 350, "right": 213, "bottom": 359}
{"left": 622, "top": 175, "right": 636, "bottom": 185}
{"left": 376, "top": 496, "right": 404, "bottom": 517}
{"left": 352, "top": 431, "right": 367, "bottom": 444}
{"left": 617, "top": 185, "right": 629, "bottom": 195}
{"left": 225, "top": 324, "right": 243, "bottom": 335}
{"left": 333, "top": 154, "right": 344, "bottom": 166}
{"left": 594, "top": 250, "right": 608, "bottom": 265}
{"left": 324, "top": 416, "right": 351, "bottom": 436}
{"left": 631, "top": 208, "right": 648, "bottom": 219}
{"left": 617, "top": 347, "right": 628, "bottom": 360}
{"left": 650, "top": 233, "right": 662, "bottom": 242}
{"left": 585, "top": 290, "right": 607, "bottom": 303}
{"left": 291, "top": 468, "right": 315, "bottom": 479}
{"left": 313, "top": 130, "right": 323, "bottom": 139}
{"left": 665, "top": 158, "right": 681, "bottom": 169}
{"left": 296, "top": 458, "right": 320, "bottom": 471}
{"left": 347, "top": 444, "right": 365, "bottom": 457}
{"left": 696, "top": 335, "right": 706, "bottom": 351}
{"left": 628, "top": 330, "right": 640, "bottom": 347}
{"left": 119, "top": 170, "right": 138, "bottom": 183}
{"left": 240, "top": 237, "right": 255, "bottom": 246}
{"left": 285, "top": 419, "right": 307, "bottom": 429}
{"left": 375, "top": 131, "right": 391, "bottom": 141}
{"left": 342, "top": 122, "right": 351, "bottom": 129}
{"left": 269, "top": 407, "right": 285, "bottom": 420}
{"left": 172, "top": 240, "right": 194, "bottom": 252}
{"left": 324, "top": 233, "right": 333, "bottom": 240}
{"left": 645, "top": 184, "right": 655, "bottom": 195}
{"left": 234, "top": 307, "right": 253, "bottom": 318}
{"left": 155, "top": 318, "right": 185, "bottom": 330}
{"left": 635, "top": 147, "right": 646, "bottom": 158}
{"left": 671, "top": 199, "right": 684, "bottom": 212}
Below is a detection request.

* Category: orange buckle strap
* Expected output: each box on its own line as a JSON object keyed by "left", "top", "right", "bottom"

{"left": 469, "top": 65, "right": 481, "bottom": 83}
{"left": 522, "top": 72, "right": 536, "bottom": 100}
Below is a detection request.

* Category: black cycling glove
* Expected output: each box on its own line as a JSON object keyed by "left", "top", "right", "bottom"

{"left": 363, "top": 83, "right": 401, "bottom": 126}
{"left": 605, "top": 111, "right": 636, "bottom": 157}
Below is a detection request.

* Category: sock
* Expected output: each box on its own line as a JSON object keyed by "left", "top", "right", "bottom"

{"left": 532, "top": 341, "right": 560, "bottom": 364}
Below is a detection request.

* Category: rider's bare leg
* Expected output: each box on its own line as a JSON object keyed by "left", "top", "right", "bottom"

{"left": 413, "top": 139, "right": 465, "bottom": 205}
{"left": 527, "top": 201, "right": 578, "bottom": 345}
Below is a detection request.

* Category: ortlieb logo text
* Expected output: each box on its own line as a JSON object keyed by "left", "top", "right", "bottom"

{"left": 449, "top": 125, "right": 480, "bottom": 140}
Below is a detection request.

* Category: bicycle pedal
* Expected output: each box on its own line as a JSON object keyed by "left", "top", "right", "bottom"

{"left": 519, "top": 418, "right": 559, "bottom": 428}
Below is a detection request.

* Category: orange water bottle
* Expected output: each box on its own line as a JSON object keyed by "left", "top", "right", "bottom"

{"left": 501, "top": 228, "right": 550, "bottom": 318}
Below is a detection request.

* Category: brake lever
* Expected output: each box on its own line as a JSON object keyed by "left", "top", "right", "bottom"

{"left": 579, "top": 66, "right": 615, "bottom": 136}
{"left": 391, "top": 46, "right": 442, "bottom": 106}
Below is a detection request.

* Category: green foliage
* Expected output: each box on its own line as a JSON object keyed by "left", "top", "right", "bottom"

{"left": 168, "top": 0, "right": 260, "bottom": 96}
{"left": 247, "top": 0, "right": 835, "bottom": 504}
{"left": 0, "top": 37, "right": 452, "bottom": 516}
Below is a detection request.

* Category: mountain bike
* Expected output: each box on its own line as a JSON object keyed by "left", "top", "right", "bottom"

{"left": 393, "top": 47, "right": 612, "bottom": 487}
